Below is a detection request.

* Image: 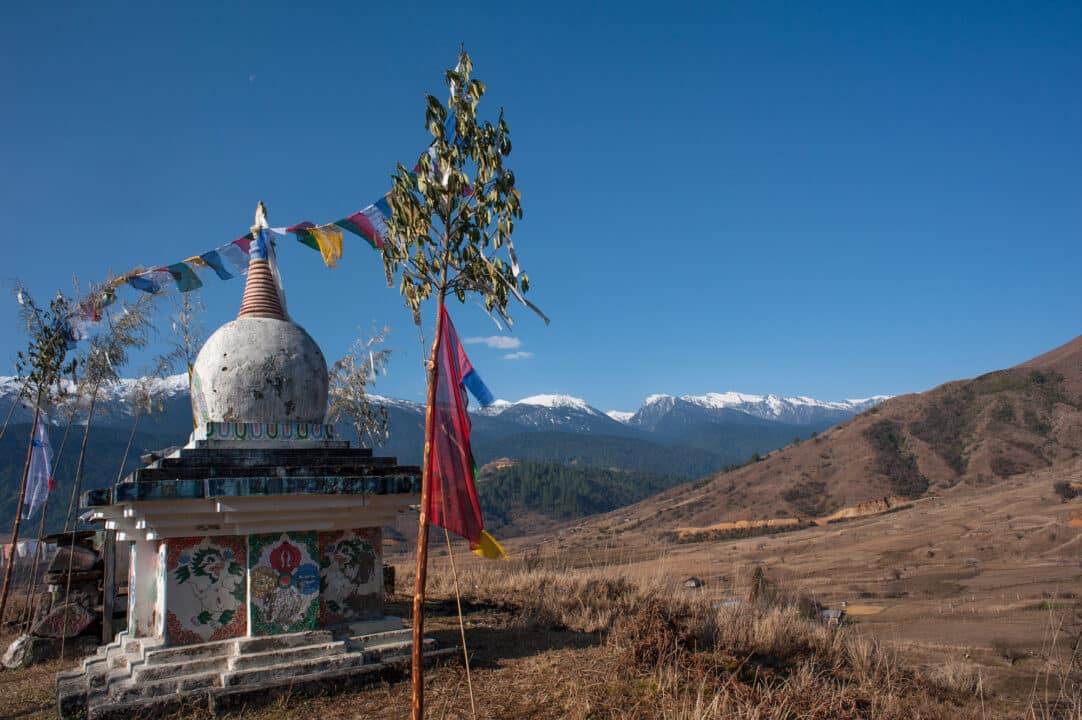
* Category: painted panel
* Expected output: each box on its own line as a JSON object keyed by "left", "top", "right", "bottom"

{"left": 248, "top": 531, "right": 320, "bottom": 635}
{"left": 318, "top": 528, "right": 383, "bottom": 626}
{"left": 163, "top": 536, "right": 247, "bottom": 645}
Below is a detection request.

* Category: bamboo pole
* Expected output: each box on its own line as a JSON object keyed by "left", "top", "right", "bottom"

{"left": 411, "top": 293, "right": 445, "bottom": 720}
{"left": 0, "top": 398, "right": 42, "bottom": 625}
{"left": 444, "top": 529, "right": 478, "bottom": 720}
{"left": 60, "top": 390, "right": 98, "bottom": 660}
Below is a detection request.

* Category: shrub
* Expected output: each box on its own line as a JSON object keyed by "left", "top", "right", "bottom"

{"left": 864, "top": 421, "right": 930, "bottom": 497}
{"left": 1054, "top": 481, "right": 1079, "bottom": 502}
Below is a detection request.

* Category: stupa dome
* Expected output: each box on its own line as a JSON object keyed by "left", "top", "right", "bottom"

{"left": 190, "top": 212, "right": 328, "bottom": 426}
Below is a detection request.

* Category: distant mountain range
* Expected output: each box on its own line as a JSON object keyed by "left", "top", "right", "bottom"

{"left": 586, "top": 333, "right": 1082, "bottom": 535}
{"left": 0, "top": 374, "right": 887, "bottom": 533}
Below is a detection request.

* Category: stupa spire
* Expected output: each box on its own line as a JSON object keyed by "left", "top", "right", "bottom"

{"left": 238, "top": 200, "right": 286, "bottom": 320}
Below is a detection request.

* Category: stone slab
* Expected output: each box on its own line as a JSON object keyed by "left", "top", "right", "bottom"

{"left": 48, "top": 545, "right": 98, "bottom": 574}
{"left": 33, "top": 602, "right": 97, "bottom": 639}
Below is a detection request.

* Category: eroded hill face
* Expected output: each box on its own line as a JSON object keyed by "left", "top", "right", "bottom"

{"left": 612, "top": 335, "right": 1082, "bottom": 532}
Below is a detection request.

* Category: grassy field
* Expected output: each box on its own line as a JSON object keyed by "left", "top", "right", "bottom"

{"left": 3, "top": 554, "right": 1079, "bottom": 720}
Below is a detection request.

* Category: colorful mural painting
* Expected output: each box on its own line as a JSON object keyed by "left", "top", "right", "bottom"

{"left": 248, "top": 531, "right": 320, "bottom": 635}
{"left": 318, "top": 528, "right": 383, "bottom": 626}
{"left": 164, "top": 536, "right": 247, "bottom": 645}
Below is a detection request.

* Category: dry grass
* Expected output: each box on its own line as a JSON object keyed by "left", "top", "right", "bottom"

{"left": 0, "top": 639, "right": 68, "bottom": 720}
{"left": 3, "top": 561, "right": 1080, "bottom": 719}
{"left": 395, "top": 562, "right": 1002, "bottom": 720}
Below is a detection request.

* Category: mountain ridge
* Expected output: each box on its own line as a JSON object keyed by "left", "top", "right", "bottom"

{"left": 579, "top": 333, "right": 1082, "bottom": 535}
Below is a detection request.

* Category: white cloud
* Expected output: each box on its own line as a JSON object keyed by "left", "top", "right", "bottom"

{"left": 465, "top": 335, "right": 522, "bottom": 350}
{"left": 503, "top": 351, "right": 534, "bottom": 360}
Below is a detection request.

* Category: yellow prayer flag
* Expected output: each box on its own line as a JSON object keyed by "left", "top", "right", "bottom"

{"left": 471, "top": 530, "right": 508, "bottom": 560}
{"left": 184, "top": 256, "right": 210, "bottom": 269}
{"left": 307, "top": 225, "right": 343, "bottom": 268}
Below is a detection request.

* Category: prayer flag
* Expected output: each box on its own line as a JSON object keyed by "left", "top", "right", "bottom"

{"left": 165, "top": 262, "right": 204, "bottom": 293}
{"left": 232, "top": 233, "right": 254, "bottom": 254}
{"left": 284, "top": 221, "right": 321, "bottom": 253}
{"left": 335, "top": 212, "right": 383, "bottom": 250}
{"left": 127, "top": 268, "right": 173, "bottom": 294}
{"left": 22, "top": 414, "right": 54, "bottom": 520}
{"left": 306, "top": 224, "right": 343, "bottom": 268}
{"left": 359, "top": 204, "right": 391, "bottom": 247}
{"left": 198, "top": 250, "right": 234, "bottom": 280}
{"left": 427, "top": 306, "right": 506, "bottom": 560}
{"left": 217, "top": 242, "right": 251, "bottom": 276}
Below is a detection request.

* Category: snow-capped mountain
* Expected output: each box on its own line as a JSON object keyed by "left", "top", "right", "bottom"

{"left": 0, "top": 375, "right": 888, "bottom": 462}
{"left": 473, "top": 394, "right": 629, "bottom": 435}
{"left": 625, "top": 392, "right": 889, "bottom": 434}
{"left": 0, "top": 374, "right": 193, "bottom": 430}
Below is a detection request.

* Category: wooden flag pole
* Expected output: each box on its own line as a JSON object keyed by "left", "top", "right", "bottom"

{"left": 411, "top": 293, "right": 446, "bottom": 720}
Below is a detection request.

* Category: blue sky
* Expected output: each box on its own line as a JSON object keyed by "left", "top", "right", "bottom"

{"left": 2, "top": 1, "right": 1080, "bottom": 412}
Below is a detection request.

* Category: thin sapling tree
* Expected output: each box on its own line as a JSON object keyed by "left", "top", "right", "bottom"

{"left": 328, "top": 326, "right": 392, "bottom": 447}
{"left": 0, "top": 288, "right": 78, "bottom": 624}
{"left": 381, "top": 48, "right": 546, "bottom": 720}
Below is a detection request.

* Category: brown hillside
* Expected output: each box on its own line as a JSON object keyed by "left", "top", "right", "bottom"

{"left": 600, "top": 334, "right": 1082, "bottom": 532}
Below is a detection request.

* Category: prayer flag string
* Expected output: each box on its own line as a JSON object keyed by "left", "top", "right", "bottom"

{"left": 71, "top": 193, "right": 397, "bottom": 332}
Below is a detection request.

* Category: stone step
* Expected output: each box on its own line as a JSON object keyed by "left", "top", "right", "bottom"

{"left": 87, "top": 665, "right": 123, "bottom": 691}
{"left": 234, "top": 629, "right": 334, "bottom": 654}
{"left": 350, "top": 628, "right": 414, "bottom": 647}
{"left": 222, "top": 650, "right": 372, "bottom": 687}
{"left": 107, "top": 669, "right": 222, "bottom": 703}
{"left": 365, "top": 640, "right": 414, "bottom": 659}
{"left": 143, "top": 637, "right": 233, "bottom": 665}
{"left": 80, "top": 655, "right": 109, "bottom": 676}
{"left": 228, "top": 640, "right": 346, "bottom": 671}
{"left": 381, "top": 645, "right": 458, "bottom": 666}
{"left": 360, "top": 638, "right": 440, "bottom": 664}
{"left": 132, "top": 655, "right": 229, "bottom": 684}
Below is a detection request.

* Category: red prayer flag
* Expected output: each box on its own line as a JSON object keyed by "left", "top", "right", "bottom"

{"left": 426, "top": 305, "right": 506, "bottom": 559}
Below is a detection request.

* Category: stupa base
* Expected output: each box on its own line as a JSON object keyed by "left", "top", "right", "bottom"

{"left": 57, "top": 621, "right": 456, "bottom": 719}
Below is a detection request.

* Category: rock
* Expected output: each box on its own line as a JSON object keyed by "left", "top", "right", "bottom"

{"left": 1, "top": 634, "right": 97, "bottom": 668}
{"left": 48, "top": 545, "right": 99, "bottom": 574}
{"left": 32, "top": 602, "right": 96, "bottom": 639}
{"left": 3, "top": 635, "right": 46, "bottom": 668}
